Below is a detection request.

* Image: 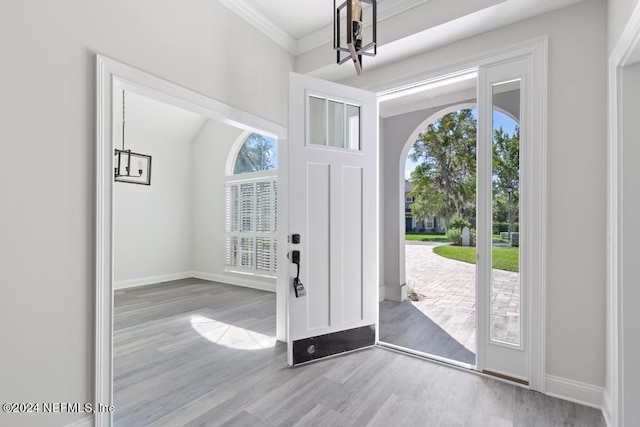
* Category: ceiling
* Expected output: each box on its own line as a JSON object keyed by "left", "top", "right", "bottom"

{"left": 113, "top": 1, "right": 588, "bottom": 135}
{"left": 218, "top": 0, "right": 433, "bottom": 54}
{"left": 219, "top": 0, "right": 585, "bottom": 80}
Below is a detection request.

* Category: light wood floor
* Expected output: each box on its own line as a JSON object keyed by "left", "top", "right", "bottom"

{"left": 114, "top": 278, "right": 605, "bottom": 426}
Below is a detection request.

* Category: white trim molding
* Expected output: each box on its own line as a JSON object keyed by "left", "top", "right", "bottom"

{"left": 96, "top": 54, "right": 287, "bottom": 427}
{"left": 193, "top": 271, "right": 276, "bottom": 293}
{"left": 218, "top": 0, "right": 297, "bottom": 54}
{"left": 546, "top": 375, "right": 605, "bottom": 411}
{"left": 607, "top": 2, "right": 640, "bottom": 426}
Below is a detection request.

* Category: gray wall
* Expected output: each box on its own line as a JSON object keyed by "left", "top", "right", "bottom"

{"left": 609, "top": 0, "right": 640, "bottom": 53}
{"left": 113, "top": 125, "right": 194, "bottom": 287}
{"left": 0, "top": 1, "right": 292, "bottom": 426}
{"left": 353, "top": 0, "right": 608, "bottom": 389}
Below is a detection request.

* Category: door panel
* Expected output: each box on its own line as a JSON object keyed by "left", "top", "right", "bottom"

{"left": 286, "top": 72, "right": 378, "bottom": 365}
{"left": 342, "top": 166, "right": 364, "bottom": 324}
{"left": 306, "top": 162, "right": 331, "bottom": 330}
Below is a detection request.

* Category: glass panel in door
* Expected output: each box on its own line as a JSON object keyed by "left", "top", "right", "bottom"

{"left": 490, "top": 79, "right": 521, "bottom": 346}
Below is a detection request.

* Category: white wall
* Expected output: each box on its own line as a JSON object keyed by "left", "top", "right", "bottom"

{"left": 621, "top": 61, "right": 640, "bottom": 426}
{"left": 114, "top": 126, "right": 194, "bottom": 288}
{"left": 192, "top": 120, "right": 239, "bottom": 278}
{"left": 355, "top": 0, "right": 608, "bottom": 390}
{"left": 191, "top": 120, "right": 277, "bottom": 291}
{"left": 0, "top": 1, "right": 292, "bottom": 425}
{"left": 609, "top": 0, "right": 640, "bottom": 53}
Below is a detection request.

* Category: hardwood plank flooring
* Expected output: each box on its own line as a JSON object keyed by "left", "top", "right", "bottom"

{"left": 114, "top": 278, "right": 605, "bottom": 426}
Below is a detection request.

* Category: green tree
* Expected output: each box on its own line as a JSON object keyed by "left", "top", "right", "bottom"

{"left": 409, "top": 109, "right": 477, "bottom": 226}
{"left": 492, "top": 125, "right": 520, "bottom": 224}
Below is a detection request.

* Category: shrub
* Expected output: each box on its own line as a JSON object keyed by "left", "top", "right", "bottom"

{"left": 446, "top": 228, "right": 462, "bottom": 245}
{"left": 493, "top": 221, "right": 519, "bottom": 234}
{"left": 449, "top": 216, "right": 471, "bottom": 231}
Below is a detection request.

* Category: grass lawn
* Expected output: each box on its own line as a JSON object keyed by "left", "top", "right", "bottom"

{"left": 405, "top": 232, "right": 450, "bottom": 242}
{"left": 433, "top": 244, "right": 519, "bottom": 272}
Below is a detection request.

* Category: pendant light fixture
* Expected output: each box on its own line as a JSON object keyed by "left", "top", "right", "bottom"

{"left": 114, "top": 90, "right": 152, "bottom": 185}
{"left": 334, "top": 0, "right": 377, "bottom": 76}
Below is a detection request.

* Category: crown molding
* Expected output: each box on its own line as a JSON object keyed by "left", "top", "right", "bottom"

{"left": 218, "top": 0, "right": 297, "bottom": 54}
{"left": 219, "top": 0, "right": 431, "bottom": 56}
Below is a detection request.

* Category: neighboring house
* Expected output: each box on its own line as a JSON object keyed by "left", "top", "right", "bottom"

{"left": 404, "top": 182, "right": 445, "bottom": 232}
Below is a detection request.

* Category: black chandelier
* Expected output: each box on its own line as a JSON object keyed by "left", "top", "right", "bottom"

{"left": 114, "top": 90, "right": 152, "bottom": 185}
{"left": 334, "top": 0, "right": 377, "bottom": 76}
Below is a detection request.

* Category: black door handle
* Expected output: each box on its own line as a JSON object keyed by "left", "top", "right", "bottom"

{"left": 291, "top": 250, "right": 306, "bottom": 298}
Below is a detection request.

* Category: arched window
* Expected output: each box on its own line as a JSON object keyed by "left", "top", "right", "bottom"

{"left": 233, "top": 133, "right": 278, "bottom": 174}
{"left": 224, "top": 133, "right": 278, "bottom": 278}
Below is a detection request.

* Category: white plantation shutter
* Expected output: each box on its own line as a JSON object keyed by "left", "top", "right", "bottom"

{"left": 224, "top": 174, "right": 278, "bottom": 277}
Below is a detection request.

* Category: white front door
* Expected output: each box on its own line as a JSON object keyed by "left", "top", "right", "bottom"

{"left": 284, "top": 72, "right": 378, "bottom": 365}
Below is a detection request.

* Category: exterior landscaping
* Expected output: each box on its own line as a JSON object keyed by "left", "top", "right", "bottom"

{"left": 432, "top": 244, "right": 519, "bottom": 272}
{"left": 405, "top": 232, "right": 450, "bottom": 242}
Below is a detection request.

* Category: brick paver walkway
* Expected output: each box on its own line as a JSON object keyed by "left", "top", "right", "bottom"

{"left": 404, "top": 241, "right": 520, "bottom": 355}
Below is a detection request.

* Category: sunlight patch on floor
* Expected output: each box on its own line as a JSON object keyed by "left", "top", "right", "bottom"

{"left": 190, "top": 314, "right": 276, "bottom": 350}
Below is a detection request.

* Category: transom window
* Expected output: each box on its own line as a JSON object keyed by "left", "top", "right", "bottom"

{"left": 308, "top": 95, "right": 361, "bottom": 150}
{"left": 225, "top": 133, "right": 278, "bottom": 277}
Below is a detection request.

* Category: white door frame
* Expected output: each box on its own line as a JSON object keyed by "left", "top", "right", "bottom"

{"left": 379, "top": 37, "right": 547, "bottom": 391}
{"left": 607, "top": 3, "right": 640, "bottom": 425}
{"left": 95, "top": 55, "right": 287, "bottom": 427}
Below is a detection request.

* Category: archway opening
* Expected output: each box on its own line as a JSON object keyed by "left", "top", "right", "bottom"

{"left": 379, "top": 103, "right": 521, "bottom": 368}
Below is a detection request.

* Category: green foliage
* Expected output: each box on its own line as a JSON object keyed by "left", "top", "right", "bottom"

{"left": 409, "top": 109, "right": 477, "bottom": 225}
{"left": 492, "top": 126, "right": 520, "bottom": 223}
{"left": 405, "top": 233, "right": 450, "bottom": 242}
{"left": 445, "top": 228, "right": 462, "bottom": 246}
{"left": 407, "top": 110, "right": 521, "bottom": 231}
{"left": 448, "top": 215, "right": 470, "bottom": 231}
{"left": 433, "top": 244, "right": 519, "bottom": 272}
{"left": 493, "top": 222, "right": 519, "bottom": 234}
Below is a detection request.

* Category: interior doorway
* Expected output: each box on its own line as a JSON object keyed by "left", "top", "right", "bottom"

{"left": 96, "top": 56, "right": 287, "bottom": 426}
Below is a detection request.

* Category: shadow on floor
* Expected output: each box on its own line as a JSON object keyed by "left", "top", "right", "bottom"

{"left": 379, "top": 300, "right": 476, "bottom": 365}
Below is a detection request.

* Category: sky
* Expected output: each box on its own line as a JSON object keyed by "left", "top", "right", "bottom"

{"left": 404, "top": 108, "right": 518, "bottom": 180}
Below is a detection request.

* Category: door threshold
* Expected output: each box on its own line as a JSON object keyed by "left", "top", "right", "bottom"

{"left": 377, "top": 342, "right": 530, "bottom": 388}
{"left": 377, "top": 341, "right": 475, "bottom": 371}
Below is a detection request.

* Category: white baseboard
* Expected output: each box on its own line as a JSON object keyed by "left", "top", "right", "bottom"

{"left": 193, "top": 271, "right": 276, "bottom": 293}
{"left": 114, "top": 271, "right": 193, "bottom": 289}
{"left": 115, "top": 271, "right": 277, "bottom": 293}
{"left": 65, "top": 415, "right": 93, "bottom": 427}
{"left": 545, "top": 374, "right": 604, "bottom": 411}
